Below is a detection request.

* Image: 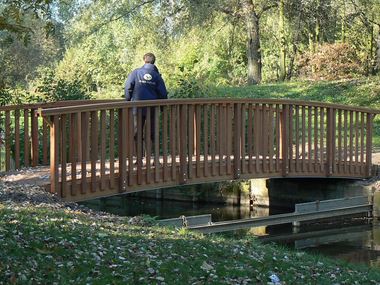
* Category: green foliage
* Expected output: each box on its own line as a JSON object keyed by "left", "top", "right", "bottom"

{"left": 30, "top": 67, "right": 91, "bottom": 102}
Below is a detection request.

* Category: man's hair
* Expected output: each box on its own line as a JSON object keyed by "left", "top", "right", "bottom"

{"left": 143, "top": 53, "right": 156, "bottom": 64}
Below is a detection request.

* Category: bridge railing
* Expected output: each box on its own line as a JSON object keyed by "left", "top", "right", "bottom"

{"left": 39, "top": 99, "right": 378, "bottom": 201}
{"left": 0, "top": 100, "right": 123, "bottom": 171}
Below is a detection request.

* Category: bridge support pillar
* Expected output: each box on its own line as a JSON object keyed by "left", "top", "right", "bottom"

{"left": 373, "top": 189, "right": 380, "bottom": 220}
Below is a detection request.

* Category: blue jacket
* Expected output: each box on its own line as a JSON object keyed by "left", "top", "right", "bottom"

{"left": 125, "top": 64, "right": 168, "bottom": 102}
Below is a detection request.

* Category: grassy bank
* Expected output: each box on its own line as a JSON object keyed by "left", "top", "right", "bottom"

{"left": 1, "top": 202, "right": 380, "bottom": 284}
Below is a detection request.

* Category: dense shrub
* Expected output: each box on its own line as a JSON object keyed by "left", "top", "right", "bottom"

{"left": 297, "top": 43, "right": 363, "bottom": 80}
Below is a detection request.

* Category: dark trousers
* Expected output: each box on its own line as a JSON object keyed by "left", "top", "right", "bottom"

{"left": 134, "top": 107, "right": 156, "bottom": 157}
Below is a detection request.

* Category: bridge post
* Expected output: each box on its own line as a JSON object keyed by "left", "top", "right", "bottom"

{"left": 234, "top": 103, "right": 241, "bottom": 179}
{"left": 366, "top": 113, "right": 373, "bottom": 177}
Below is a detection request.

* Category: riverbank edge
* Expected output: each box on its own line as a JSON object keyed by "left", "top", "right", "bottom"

{"left": 1, "top": 180, "right": 380, "bottom": 284}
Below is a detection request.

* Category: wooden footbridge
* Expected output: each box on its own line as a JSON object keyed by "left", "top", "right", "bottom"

{"left": 0, "top": 99, "right": 378, "bottom": 202}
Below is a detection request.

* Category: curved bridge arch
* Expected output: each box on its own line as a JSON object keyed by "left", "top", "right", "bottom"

{"left": 38, "top": 99, "right": 379, "bottom": 202}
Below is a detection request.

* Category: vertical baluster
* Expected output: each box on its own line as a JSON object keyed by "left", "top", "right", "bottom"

{"left": 136, "top": 108, "right": 143, "bottom": 183}
{"left": 240, "top": 104, "right": 246, "bottom": 175}
{"left": 204, "top": 105, "right": 209, "bottom": 177}
{"left": 5, "top": 111, "right": 10, "bottom": 171}
{"left": 61, "top": 114, "right": 67, "bottom": 198}
{"left": 248, "top": 104, "right": 253, "bottom": 173}
{"left": 349, "top": 111, "right": 354, "bottom": 174}
{"left": 234, "top": 103, "right": 241, "bottom": 179}
{"left": 355, "top": 111, "right": 359, "bottom": 174}
{"left": 218, "top": 104, "right": 224, "bottom": 176}
{"left": 289, "top": 105, "right": 293, "bottom": 173}
{"left": 118, "top": 108, "right": 127, "bottom": 192}
{"left": 295, "top": 106, "right": 300, "bottom": 172}
{"left": 163, "top": 106, "right": 168, "bottom": 182}
{"left": 70, "top": 113, "right": 78, "bottom": 196}
{"left": 100, "top": 110, "right": 106, "bottom": 190}
{"left": 196, "top": 105, "right": 201, "bottom": 177}
{"left": 180, "top": 104, "right": 188, "bottom": 183}
{"left": 314, "top": 107, "right": 318, "bottom": 172}
{"left": 282, "top": 104, "right": 289, "bottom": 176}
{"left": 366, "top": 113, "right": 373, "bottom": 177}
{"left": 320, "top": 108, "right": 325, "bottom": 173}
{"left": 338, "top": 110, "right": 342, "bottom": 174}
{"left": 81, "top": 112, "right": 89, "bottom": 194}
{"left": 50, "top": 115, "right": 60, "bottom": 195}
{"left": 15, "top": 110, "right": 20, "bottom": 169}
{"left": 170, "top": 105, "right": 176, "bottom": 181}
{"left": 261, "top": 104, "right": 267, "bottom": 173}
{"left": 210, "top": 105, "right": 216, "bottom": 176}
{"left": 308, "top": 106, "right": 312, "bottom": 172}
{"left": 276, "top": 105, "right": 281, "bottom": 172}
{"left": 344, "top": 110, "right": 348, "bottom": 174}
{"left": 154, "top": 106, "right": 160, "bottom": 183}
{"left": 255, "top": 104, "right": 260, "bottom": 173}
{"left": 302, "top": 106, "right": 307, "bottom": 172}
{"left": 42, "top": 117, "right": 48, "bottom": 165}
{"left": 109, "top": 110, "right": 115, "bottom": 188}
{"left": 90, "top": 111, "right": 98, "bottom": 192}
{"left": 226, "top": 104, "right": 232, "bottom": 175}
{"left": 360, "top": 112, "right": 365, "bottom": 175}
{"left": 188, "top": 105, "right": 194, "bottom": 179}
{"left": 146, "top": 108, "right": 152, "bottom": 184}
{"left": 31, "top": 109, "right": 39, "bottom": 166}
{"left": 127, "top": 109, "right": 134, "bottom": 186}
{"left": 269, "top": 104, "right": 274, "bottom": 173}
{"left": 24, "top": 109, "right": 29, "bottom": 167}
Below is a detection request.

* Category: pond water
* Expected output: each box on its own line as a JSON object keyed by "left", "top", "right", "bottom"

{"left": 81, "top": 196, "right": 380, "bottom": 268}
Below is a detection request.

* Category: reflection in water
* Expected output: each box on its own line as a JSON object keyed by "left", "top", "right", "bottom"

{"left": 81, "top": 196, "right": 380, "bottom": 268}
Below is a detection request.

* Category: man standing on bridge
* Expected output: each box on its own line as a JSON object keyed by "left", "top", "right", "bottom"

{"left": 125, "top": 52, "right": 168, "bottom": 159}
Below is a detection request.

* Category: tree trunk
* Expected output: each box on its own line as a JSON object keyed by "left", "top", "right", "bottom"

{"left": 279, "top": 0, "right": 286, "bottom": 81}
{"left": 242, "top": 0, "right": 262, "bottom": 85}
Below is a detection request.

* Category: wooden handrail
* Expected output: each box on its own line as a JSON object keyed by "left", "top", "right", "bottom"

{"left": 38, "top": 98, "right": 380, "bottom": 116}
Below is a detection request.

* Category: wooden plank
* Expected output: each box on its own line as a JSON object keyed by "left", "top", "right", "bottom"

{"left": 262, "top": 104, "right": 267, "bottom": 173}
{"left": 248, "top": 104, "right": 253, "bottom": 173}
{"left": 241, "top": 104, "right": 246, "bottom": 174}
{"left": 14, "top": 109, "right": 20, "bottom": 169}
{"left": 100, "top": 110, "right": 106, "bottom": 190}
{"left": 145, "top": 108, "right": 152, "bottom": 184}
{"left": 349, "top": 111, "right": 354, "bottom": 174}
{"left": 218, "top": 104, "right": 223, "bottom": 176}
{"left": 234, "top": 103, "right": 241, "bottom": 178}
{"left": 268, "top": 105, "right": 274, "bottom": 173}
{"left": 314, "top": 107, "right": 318, "bottom": 172}
{"left": 61, "top": 114, "right": 67, "bottom": 198}
{"left": 90, "top": 111, "right": 98, "bottom": 192}
{"left": 170, "top": 106, "right": 176, "bottom": 181}
{"left": 50, "top": 115, "right": 60, "bottom": 195}
{"left": 81, "top": 112, "right": 89, "bottom": 194}
{"left": 5, "top": 111, "right": 10, "bottom": 171}
{"left": 295, "top": 105, "right": 300, "bottom": 172}
{"left": 127, "top": 109, "right": 134, "bottom": 186}
{"left": 109, "top": 110, "right": 115, "bottom": 188}
{"left": 338, "top": 110, "right": 342, "bottom": 173}
{"left": 308, "top": 106, "right": 312, "bottom": 172}
{"left": 366, "top": 113, "right": 373, "bottom": 177}
{"left": 136, "top": 109, "right": 143, "bottom": 184}
{"left": 196, "top": 105, "right": 201, "bottom": 177}
{"left": 154, "top": 106, "right": 160, "bottom": 183}
{"left": 70, "top": 113, "right": 78, "bottom": 196}
{"left": 24, "top": 109, "right": 29, "bottom": 167}
{"left": 255, "top": 104, "right": 260, "bottom": 173}
{"left": 320, "top": 108, "right": 325, "bottom": 173}
{"left": 282, "top": 104, "right": 289, "bottom": 176}
{"left": 180, "top": 104, "right": 188, "bottom": 183}
{"left": 288, "top": 105, "right": 293, "bottom": 173}
{"left": 355, "top": 111, "right": 359, "bottom": 174}
{"left": 344, "top": 110, "right": 348, "bottom": 173}
{"left": 226, "top": 104, "right": 232, "bottom": 175}
{"left": 163, "top": 106, "right": 168, "bottom": 182}
{"left": 188, "top": 105, "right": 194, "bottom": 179}
{"left": 326, "top": 108, "right": 333, "bottom": 176}
{"left": 360, "top": 112, "right": 365, "bottom": 175}
{"left": 42, "top": 117, "right": 48, "bottom": 165}
{"left": 118, "top": 108, "right": 128, "bottom": 192}
{"left": 276, "top": 105, "right": 280, "bottom": 172}
{"left": 204, "top": 104, "right": 209, "bottom": 177}
{"left": 31, "top": 109, "right": 39, "bottom": 166}
{"left": 210, "top": 105, "right": 216, "bottom": 176}
{"left": 302, "top": 106, "right": 306, "bottom": 172}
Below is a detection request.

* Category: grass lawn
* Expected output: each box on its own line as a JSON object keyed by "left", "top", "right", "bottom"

{"left": 1, "top": 203, "right": 380, "bottom": 284}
